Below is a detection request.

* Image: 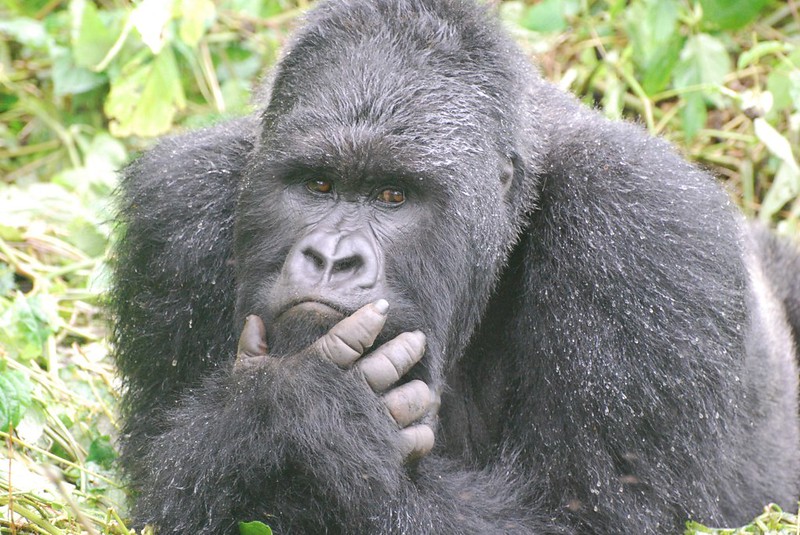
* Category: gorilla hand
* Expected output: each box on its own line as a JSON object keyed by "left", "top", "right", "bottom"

{"left": 235, "top": 300, "right": 437, "bottom": 461}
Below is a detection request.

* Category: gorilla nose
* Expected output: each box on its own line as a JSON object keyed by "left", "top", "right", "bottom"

{"left": 290, "top": 230, "right": 381, "bottom": 289}
{"left": 302, "top": 248, "right": 363, "bottom": 275}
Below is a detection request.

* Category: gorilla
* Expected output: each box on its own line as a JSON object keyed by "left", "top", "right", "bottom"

{"left": 110, "top": 0, "right": 800, "bottom": 533}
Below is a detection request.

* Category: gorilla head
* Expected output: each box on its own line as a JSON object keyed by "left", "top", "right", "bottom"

{"left": 233, "top": 0, "right": 544, "bottom": 387}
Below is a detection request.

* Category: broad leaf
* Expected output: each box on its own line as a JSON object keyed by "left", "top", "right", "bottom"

{"left": 625, "top": 0, "right": 680, "bottom": 67}
{"left": 760, "top": 162, "right": 800, "bottom": 222}
{"left": 131, "top": 0, "right": 175, "bottom": 54}
{"left": 699, "top": 0, "right": 770, "bottom": 31}
{"left": 0, "top": 293, "right": 57, "bottom": 362}
{"left": 87, "top": 436, "right": 118, "bottom": 469}
{"left": 239, "top": 521, "right": 274, "bottom": 535}
{"left": 179, "top": 0, "right": 217, "bottom": 47}
{"left": 766, "top": 49, "right": 800, "bottom": 115}
{"left": 0, "top": 18, "right": 49, "bottom": 49}
{"left": 522, "top": 0, "right": 575, "bottom": 33}
{"left": 0, "top": 369, "right": 33, "bottom": 432}
{"left": 105, "top": 47, "right": 187, "bottom": 137}
{"left": 673, "top": 33, "right": 731, "bottom": 135}
{"left": 70, "top": 0, "right": 118, "bottom": 68}
{"left": 51, "top": 47, "right": 107, "bottom": 96}
{"left": 673, "top": 33, "right": 732, "bottom": 93}
{"left": 680, "top": 93, "right": 707, "bottom": 141}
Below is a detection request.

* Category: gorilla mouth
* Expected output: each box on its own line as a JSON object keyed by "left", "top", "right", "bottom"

{"left": 279, "top": 299, "right": 348, "bottom": 320}
{"left": 265, "top": 299, "right": 351, "bottom": 356}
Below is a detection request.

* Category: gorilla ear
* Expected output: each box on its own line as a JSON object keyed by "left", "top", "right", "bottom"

{"left": 500, "top": 153, "right": 521, "bottom": 197}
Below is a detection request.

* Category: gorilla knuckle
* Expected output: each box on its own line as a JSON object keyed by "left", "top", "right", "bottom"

{"left": 400, "top": 425, "right": 435, "bottom": 459}
{"left": 392, "top": 332, "right": 425, "bottom": 366}
{"left": 317, "top": 332, "right": 360, "bottom": 366}
{"left": 357, "top": 354, "right": 400, "bottom": 392}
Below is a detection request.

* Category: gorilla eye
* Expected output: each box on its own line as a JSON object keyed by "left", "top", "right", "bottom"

{"left": 306, "top": 179, "right": 333, "bottom": 194}
{"left": 376, "top": 188, "right": 405, "bottom": 205}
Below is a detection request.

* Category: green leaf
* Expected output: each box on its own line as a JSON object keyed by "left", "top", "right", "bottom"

{"left": 755, "top": 118, "right": 800, "bottom": 168}
{"left": 0, "top": 293, "right": 57, "bottom": 362}
{"left": 105, "top": 47, "right": 187, "bottom": 137}
{"left": 607, "top": 0, "right": 627, "bottom": 18}
{"left": 673, "top": 33, "right": 731, "bottom": 114}
{"left": 0, "top": 92, "right": 20, "bottom": 113}
{"left": 178, "top": 0, "right": 217, "bottom": 47}
{"left": 86, "top": 436, "right": 118, "bottom": 468}
{"left": 68, "top": 218, "right": 108, "bottom": 257}
{"left": 220, "top": 79, "right": 253, "bottom": 113}
{"left": 0, "top": 18, "right": 49, "bottom": 49}
{"left": 54, "top": 133, "right": 126, "bottom": 198}
{"left": 761, "top": 162, "right": 800, "bottom": 221}
{"left": 673, "top": 33, "right": 732, "bottom": 90}
{"left": 261, "top": 0, "right": 292, "bottom": 18}
{"left": 83, "top": 134, "right": 129, "bottom": 172}
{"left": 220, "top": 0, "right": 263, "bottom": 18}
{"left": 640, "top": 36, "right": 684, "bottom": 95}
{"left": 131, "top": 0, "right": 175, "bottom": 54}
{"left": 0, "top": 369, "right": 33, "bottom": 432}
{"left": 239, "top": 521, "right": 274, "bottom": 535}
{"left": 680, "top": 92, "right": 707, "bottom": 141}
{"left": 624, "top": 0, "right": 684, "bottom": 94}
{"left": 3, "top": 0, "right": 52, "bottom": 17}
{"left": 522, "top": 0, "right": 567, "bottom": 33}
{"left": 625, "top": 0, "right": 679, "bottom": 61}
{"left": 50, "top": 47, "right": 107, "bottom": 96}
{"left": 766, "top": 49, "right": 800, "bottom": 115}
{"left": 699, "top": 0, "right": 770, "bottom": 30}
{"left": 70, "top": 0, "right": 118, "bottom": 68}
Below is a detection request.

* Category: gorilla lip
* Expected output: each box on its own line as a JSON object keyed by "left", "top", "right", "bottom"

{"left": 281, "top": 299, "right": 348, "bottom": 318}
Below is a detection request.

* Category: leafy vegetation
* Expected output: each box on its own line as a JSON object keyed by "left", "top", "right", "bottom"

{"left": 239, "top": 520, "right": 274, "bottom": 535}
{"left": 0, "top": 0, "right": 798, "bottom": 533}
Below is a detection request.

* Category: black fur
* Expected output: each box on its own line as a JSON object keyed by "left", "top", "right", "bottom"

{"left": 111, "top": 0, "right": 800, "bottom": 533}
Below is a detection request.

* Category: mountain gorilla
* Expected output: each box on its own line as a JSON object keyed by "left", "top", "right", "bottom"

{"left": 111, "top": 0, "right": 800, "bottom": 533}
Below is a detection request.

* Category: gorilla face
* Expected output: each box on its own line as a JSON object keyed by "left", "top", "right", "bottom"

{"left": 234, "top": 99, "right": 516, "bottom": 386}
{"left": 232, "top": 8, "right": 534, "bottom": 385}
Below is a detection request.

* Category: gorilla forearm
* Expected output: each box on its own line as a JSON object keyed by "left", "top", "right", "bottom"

{"left": 134, "top": 358, "right": 400, "bottom": 533}
{"left": 132, "top": 305, "right": 549, "bottom": 534}
{"left": 395, "top": 458, "right": 562, "bottom": 534}
{"left": 133, "top": 360, "right": 548, "bottom": 534}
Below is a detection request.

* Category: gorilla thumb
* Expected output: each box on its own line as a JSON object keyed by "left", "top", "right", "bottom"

{"left": 236, "top": 315, "right": 269, "bottom": 368}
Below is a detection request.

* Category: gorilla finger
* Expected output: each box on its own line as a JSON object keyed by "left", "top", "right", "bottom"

{"left": 235, "top": 315, "right": 269, "bottom": 371}
{"left": 357, "top": 331, "right": 426, "bottom": 392}
{"left": 383, "top": 379, "right": 431, "bottom": 427}
{"left": 398, "top": 425, "right": 435, "bottom": 461}
{"left": 314, "top": 299, "right": 389, "bottom": 367}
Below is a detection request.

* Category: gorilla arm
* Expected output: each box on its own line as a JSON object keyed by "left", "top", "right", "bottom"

{"left": 131, "top": 302, "right": 553, "bottom": 534}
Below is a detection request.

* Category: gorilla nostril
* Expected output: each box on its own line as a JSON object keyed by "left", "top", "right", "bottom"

{"left": 332, "top": 255, "right": 363, "bottom": 274}
{"left": 302, "top": 248, "right": 326, "bottom": 271}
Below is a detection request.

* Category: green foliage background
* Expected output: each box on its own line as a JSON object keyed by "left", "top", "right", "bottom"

{"left": 0, "top": 0, "right": 798, "bottom": 533}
